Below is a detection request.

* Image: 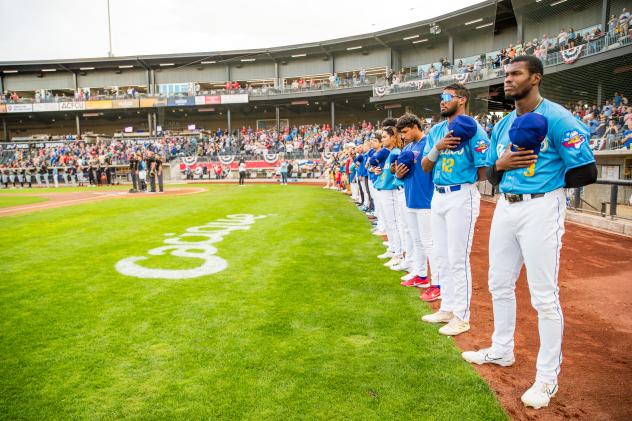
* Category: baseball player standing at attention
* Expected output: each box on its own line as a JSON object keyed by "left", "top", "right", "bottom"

{"left": 420, "top": 83, "right": 490, "bottom": 336}
{"left": 461, "top": 56, "right": 597, "bottom": 409}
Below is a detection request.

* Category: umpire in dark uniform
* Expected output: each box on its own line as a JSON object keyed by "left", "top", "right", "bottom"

{"left": 129, "top": 153, "right": 139, "bottom": 192}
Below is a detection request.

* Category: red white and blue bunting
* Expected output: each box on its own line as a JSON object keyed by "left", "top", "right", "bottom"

{"left": 561, "top": 45, "right": 584, "bottom": 64}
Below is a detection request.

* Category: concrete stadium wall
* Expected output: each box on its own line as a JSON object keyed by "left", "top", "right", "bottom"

{"left": 78, "top": 70, "right": 147, "bottom": 88}
{"left": 455, "top": 29, "right": 496, "bottom": 59}
{"left": 155, "top": 66, "right": 227, "bottom": 84}
{"left": 523, "top": 2, "right": 602, "bottom": 41}
{"left": 400, "top": 41, "right": 449, "bottom": 68}
{"left": 4, "top": 73, "right": 74, "bottom": 91}
{"left": 230, "top": 62, "right": 276, "bottom": 81}
{"left": 334, "top": 48, "right": 389, "bottom": 73}
{"left": 279, "top": 58, "right": 331, "bottom": 79}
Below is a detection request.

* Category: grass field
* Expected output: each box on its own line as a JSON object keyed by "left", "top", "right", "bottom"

{"left": 0, "top": 196, "right": 48, "bottom": 208}
{"left": 0, "top": 185, "right": 507, "bottom": 420}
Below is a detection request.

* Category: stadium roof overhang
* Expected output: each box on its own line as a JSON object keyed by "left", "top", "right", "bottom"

{"left": 0, "top": 0, "right": 516, "bottom": 74}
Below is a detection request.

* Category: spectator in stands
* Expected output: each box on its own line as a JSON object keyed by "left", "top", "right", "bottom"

{"left": 619, "top": 8, "right": 630, "bottom": 35}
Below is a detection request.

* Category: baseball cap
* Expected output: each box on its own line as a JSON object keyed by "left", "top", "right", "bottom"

{"left": 374, "top": 147, "right": 390, "bottom": 166}
{"left": 448, "top": 115, "right": 478, "bottom": 151}
{"left": 389, "top": 152, "right": 400, "bottom": 163}
{"left": 397, "top": 150, "right": 415, "bottom": 174}
{"left": 509, "top": 112, "right": 548, "bottom": 155}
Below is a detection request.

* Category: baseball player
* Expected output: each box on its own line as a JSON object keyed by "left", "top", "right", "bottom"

{"left": 461, "top": 56, "right": 597, "bottom": 409}
{"left": 394, "top": 114, "right": 435, "bottom": 289}
{"left": 420, "top": 82, "right": 490, "bottom": 336}
{"left": 373, "top": 126, "right": 405, "bottom": 268}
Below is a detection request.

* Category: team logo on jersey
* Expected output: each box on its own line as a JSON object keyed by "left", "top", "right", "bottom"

{"left": 474, "top": 140, "right": 488, "bottom": 153}
{"left": 562, "top": 130, "right": 586, "bottom": 149}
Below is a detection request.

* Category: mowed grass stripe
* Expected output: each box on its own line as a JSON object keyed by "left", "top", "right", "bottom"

{"left": 0, "top": 185, "right": 507, "bottom": 420}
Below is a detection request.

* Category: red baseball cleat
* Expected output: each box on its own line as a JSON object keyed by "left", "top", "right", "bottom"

{"left": 401, "top": 276, "right": 429, "bottom": 288}
{"left": 420, "top": 285, "right": 441, "bottom": 302}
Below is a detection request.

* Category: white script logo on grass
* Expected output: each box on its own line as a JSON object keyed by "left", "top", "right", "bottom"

{"left": 115, "top": 214, "right": 268, "bottom": 279}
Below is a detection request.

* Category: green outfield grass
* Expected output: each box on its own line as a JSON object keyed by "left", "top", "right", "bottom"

{"left": 0, "top": 185, "right": 506, "bottom": 420}
{"left": 0, "top": 196, "right": 48, "bottom": 208}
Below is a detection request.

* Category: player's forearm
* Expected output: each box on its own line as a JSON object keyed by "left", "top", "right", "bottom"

{"left": 421, "top": 157, "right": 435, "bottom": 172}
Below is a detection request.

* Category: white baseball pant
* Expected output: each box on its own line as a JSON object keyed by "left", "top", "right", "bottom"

{"left": 488, "top": 188, "right": 566, "bottom": 385}
{"left": 376, "top": 188, "right": 403, "bottom": 256}
{"left": 404, "top": 207, "right": 434, "bottom": 280}
{"left": 431, "top": 183, "right": 480, "bottom": 321}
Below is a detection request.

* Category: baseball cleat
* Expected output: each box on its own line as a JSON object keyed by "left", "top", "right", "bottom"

{"left": 384, "top": 256, "right": 402, "bottom": 267}
{"left": 377, "top": 251, "right": 394, "bottom": 259}
{"left": 390, "top": 261, "right": 410, "bottom": 271}
{"left": 438, "top": 318, "right": 470, "bottom": 336}
{"left": 372, "top": 230, "right": 386, "bottom": 236}
{"left": 400, "top": 272, "right": 415, "bottom": 281}
{"left": 461, "top": 348, "right": 515, "bottom": 367}
{"left": 420, "top": 286, "right": 441, "bottom": 302}
{"left": 521, "top": 382, "right": 558, "bottom": 409}
{"left": 401, "top": 276, "right": 428, "bottom": 288}
{"left": 422, "top": 310, "right": 453, "bottom": 323}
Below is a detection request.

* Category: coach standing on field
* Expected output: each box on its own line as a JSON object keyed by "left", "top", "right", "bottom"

{"left": 461, "top": 56, "right": 596, "bottom": 409}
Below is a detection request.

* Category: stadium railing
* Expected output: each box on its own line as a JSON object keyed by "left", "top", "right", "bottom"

{"left": 569, "top": 179, "right": 632, "bottom": 220}
{"left": 372, "top": 33, "right": 631, "bottom": 98}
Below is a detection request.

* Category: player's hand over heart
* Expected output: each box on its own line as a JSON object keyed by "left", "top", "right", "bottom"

{"left": 495, "top": 143, "right": 538, "bottom": 171}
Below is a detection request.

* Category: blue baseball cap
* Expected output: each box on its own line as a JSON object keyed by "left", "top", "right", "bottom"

{"left": 374, "top": 147, "right": 390, "bottom": 166}
{"left": 369, "top": 156, "right": 379, "bottom": 166}
{"left": 448, "top": 115, "right": 478, "bottom": 151}
{"left": 397, "top": 150, "right": 415, "bottom": 174}
{"left": 509, "top": 112, "right": 548, "bottom": 155}
{"left": 389, "top": 152, "right": 400, "bottom": 163}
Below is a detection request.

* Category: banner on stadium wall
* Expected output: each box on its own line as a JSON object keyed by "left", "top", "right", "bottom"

{"left": 59, "top": 101, "right": 86, "bottom": 111}
{"left": 33, "top": 103, "right": 60, "bottom": 112}
{"left": 2, "top": 142, "right": 30, "bottom": 150}
{"left": 561, "top": 45, "right": 584, "bottom": 64}
{"left": 85, "top": 100, "right": 113, "bottom": 110}
{"left": 140, "top": 97, "right": 167, "bottom": 107}
{"left": 220, "top": 94, "right": 248, "bottom": 104}
{"left": 167, "top": 97, "right": 195, "bottom": 107}
{"left": 112, "top": 99, "right": 139, "bottom": 109}
{"left": 0, "top": 104, "right": 6, "bottom": 113}
{"left": 6, "top": 104, "right": 33, "bottom": 113}
{"left": 195, "top": 95, "right": 222, "bottom": 105}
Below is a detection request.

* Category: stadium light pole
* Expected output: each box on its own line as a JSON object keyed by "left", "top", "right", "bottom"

{"left": 107, "top": 0, "right": 113, "bottom": 57}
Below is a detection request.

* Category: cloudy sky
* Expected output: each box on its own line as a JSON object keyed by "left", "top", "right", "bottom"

{"left": 0, "top": 0, "right": 482, "bottom": 61}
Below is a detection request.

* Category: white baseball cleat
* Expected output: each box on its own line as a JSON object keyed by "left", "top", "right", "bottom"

{"left": 521, "top": 381, "right": 558, "bottom": 409}
{"left": 422, "top": 311, "right": 454, "bottom": 324}
{"left": 384, "top": 256, "right": 402, "bottom": 267}
{"left": 438, "top": 318, "right": 470, "bottom": 336}
{"left": 390, "top": 261, "right": 410, "bottom": 271}
{"left": 377, "top": 251, "right": 394, "bottom": 259}
{"left": 461, "top": 348, "right": 515, "bottom": 367}
{"left": 372, "top": 230, "right": 386, "bottom": 236}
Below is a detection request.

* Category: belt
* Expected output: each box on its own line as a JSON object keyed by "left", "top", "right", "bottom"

{"left": 503, "top": 193, "right": 546, "bottom": 203}
{"left": 435, "top": 185, "right": 461, "bottom": 193}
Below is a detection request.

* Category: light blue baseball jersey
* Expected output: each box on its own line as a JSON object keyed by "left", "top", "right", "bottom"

{"left": 423, "top": 119, "right": 490, "bottom": 186}
{"left": 488, "top": 99, "right": 595, "bottom": 194}
{"left": 374, "top": 147, "right": 401, "bottom": 190}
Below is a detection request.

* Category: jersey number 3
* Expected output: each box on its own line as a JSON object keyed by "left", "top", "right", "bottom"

{"left": 523, "top": 162, "right": 535, "bottom": 177}
{"left": 441, "top": 158, "right": 454, "bottom": 173}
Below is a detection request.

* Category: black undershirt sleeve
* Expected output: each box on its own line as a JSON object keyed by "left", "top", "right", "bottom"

{"left": 565, "top": 162, "right": 597, "bottom": 188}
{"left": 486, "top": 163, "right": 505, "bottom": 186}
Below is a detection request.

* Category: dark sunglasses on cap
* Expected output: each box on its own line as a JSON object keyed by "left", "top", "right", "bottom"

{"left": 440, "top": 93, "right": 462, "bottom": 102}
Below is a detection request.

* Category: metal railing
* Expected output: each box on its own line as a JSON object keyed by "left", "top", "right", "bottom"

{"left": 569, "top": 179, "right": 632, "bottom": 220}
{"left": 372, "top": 33, "right": 631, "bottom": 98}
